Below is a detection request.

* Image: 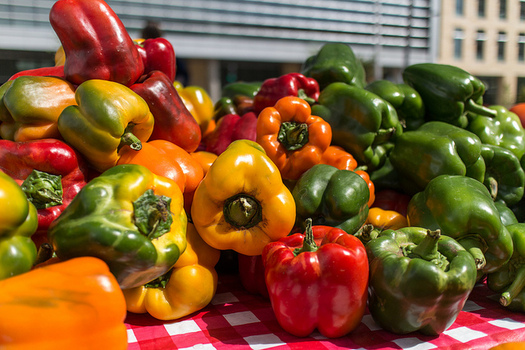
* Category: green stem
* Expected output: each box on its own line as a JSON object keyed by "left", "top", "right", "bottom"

{"left": 485, "top": 176, "right": 498, "bottom": 201}
{"left": 297, "top": 89, "right": 315, "bottom": 105}
{"left": 410, "top": 229, "right": 441, "bottom": 261}
{"left": 120, "top": 124, "right": 142, "bottom": 151}
{"left": 33, "top": 243, "right": 54, "bottom": 266}
{"left": 465, "top": 99, "right": 497, "bottom": 118}
{"left": 354, "top": 224, "right": 378, "bottom": 244}
{"left": 293, "top": 218, "right": 318, "bottom": 256}
{"left": 223, "top": 193, "right": 262, "bottom": 229}
{"left": 277, "top": 121, "right": 309, "bottom": 151}
{"left": 133, "top": 189, "right": 173, "bottom": 240}
{"left": 501, "top": 265, "right": 525, "bottom": 307}
{"left": 458, "top": 236, "right": 487, "bottom": 271}
{"left": 21, "top": 169, "right": 63, "bottom": 209}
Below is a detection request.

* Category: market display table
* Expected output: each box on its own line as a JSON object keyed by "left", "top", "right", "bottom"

{"left": 126, "top": 273, "right": 525, "bottom": 350}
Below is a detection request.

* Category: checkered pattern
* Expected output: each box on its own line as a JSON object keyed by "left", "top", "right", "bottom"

{"left": 126, "top": 275, "right": 525, "bottom": 350}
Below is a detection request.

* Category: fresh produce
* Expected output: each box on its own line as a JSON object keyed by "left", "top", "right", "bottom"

{"left": 204, "top": 112, "right": 257, "bottom": 155}
{"left": 135, "top": 37, "right": 177, "bottom": 82}
{"left": 262, "top": 219, "right": 369, "bottom": 338}
{"left": 191, "top": 139, "right": 295, "bottom": 256}
{"left": 0, "top": 257, "right": 128, "bottom": 350}
{"left": 174, "top": 81, "right": 215, "bottom": 135}
{"left": 366, "top": 226, "right": 477, "bottom": 335}
{"left": 48, "top": 164, "right": 187, "bottom": 289}
{"left": 0, "top": 171, "right": 38, "bottom": 280}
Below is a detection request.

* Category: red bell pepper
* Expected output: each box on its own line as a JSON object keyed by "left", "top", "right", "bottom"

{"left": 204, "top": 112, "right": 257, "bottom": 155}
{"left": 238, "top": 253, "right": 269, "bottom": 299}
{"left": 0, "top": 139, "right": 89, "bottom": 246}
{"left": 130, "top": 70, "right": 202, "bottom": 153}
{"left": 8, "top": 66, "right": 65, "bottom": 81}
{"left": 262, "top": 219, "right": 369, "bottom": 338}
{"left": 49, "top": 0, "right": 144, "bottom": 86}
{"left": 252, "top": 72, "right": 320, "bottom": 115}
{"left": 372, "top": 189, "right": 411, "bottom": 216}
{"left": 135, "top": 38, "right": 177, "bottom": 82}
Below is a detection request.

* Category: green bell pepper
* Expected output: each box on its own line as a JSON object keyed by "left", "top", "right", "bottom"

{"left": 292, "top": 164, "right": 370, "bottom": 235}
{"left": 301, "top": 42, "right": 366, "bottom": 90}
{"left": 481, "top": 143, "right": 525, "bottom": 206}
{"left": 366, "top": 226, "right": 477, "bottom": 335}
{"left": 487, "top": 223, "right": 525, "bottom": 312}
{"left": 467, "top": 105, "right": 525, "bottom": 160}
{"left": 402, "top": 63, "right": 496, "bottom": 128}
{"left": 495, "top": 201, "right": 519, "bottom": 227}
{"left": 407, "top": 174, "right": 514, "bottom": 276}
{"left": 311, "top": 82, "right": 402, "bottom": 170}
{"left": 365, "top": 79, "right": 425, "bottom": 131}
{"left": 389, "top": 121, "right": 485, "bottom": 195}
{"left": 221, "top": 81, "right": 261, "bottom": 99}
{"left": 48, "top": 164, "right": 187, "bottom": 289}
{"left": 0, "top": 171, "right": 38, "bottom": 280}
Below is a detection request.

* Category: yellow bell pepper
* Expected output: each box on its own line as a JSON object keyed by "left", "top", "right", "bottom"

{"left": 365, "top": 207, "right": 408, "bottom": 230}
{"left": 54, "top": 45, "right": 65, "bottom": 66}
{"left": 191, "top": 139, "right": 296, "bottom": 256}
{"left": 123, "top": 222, "right": 220, "bottom": 320}
{"left": 174, "top": 81, "right": 214, "bottom": 136}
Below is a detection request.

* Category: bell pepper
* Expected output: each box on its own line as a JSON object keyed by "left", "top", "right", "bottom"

{"left": 365, "top": 207, "right": 408, "bottom": 231}
{"left": 130, "top": 71, "right": 201, "bottom": 153}
{"left": 0, "top": 139, "right": 89, "bottom": 245}
{"left": 292, "top": 163, "right": 370, "bottom": 235}
{"left": 204, "top": 112, "right": 257, "bottom": 155}
{"left": 371, "top": 189, "right": 412, "bottom": 217}
{"left": 481, "top": 144, "right": 525, "bottom": 206}
{"left": 117, "top": 139, "right": 205, "bottom": 215}
{"left": 467, "top": 105, "right": 525, "bottom": 160}
{"left": 190, "top": 150, "right": 218, "bottom": 176}
{"left": 262, "top": 219, "right": 369, "bottom": 338}
{"left": 0, "top": 76, "right": 76, "bottom": 141}
{"left": 496, "top": 201, "right": 519, "bottom": 227}
{"left": 191, "top": 139, "right": 296, "bottom": 256}
{"left": 389, "top": 121, "right": 486, "bottom": 195}
{"left": 0, "top": 257, "right": 128, "bottom": 350}
{"left": 49, "top": 0, "right": 144, "bottom": 86}
{"left": 252, "top": 72, "right": 320, "bottom": 115}
{"left": 174, "top": 81, "right": 215, "bottom": 136}
{"left": 311, "top": 82, "right": 402, "bottom": 170}
{"left": 238, "top": 253, "right": 269, "bottom": 299}
{"left": 58, "top": 79, "right": 154, "bottom": 172}
{"left": 135, "top": 37, "right": 177, "bottom": 82}
{"left": 365, "top": 79, "right": 425, "bottom": 131}
{"left": 319, "top": 145, "right": 376, "bottom": 207}
{"left": 402, "top": 63, "right": 496, "bottom": 128}
{"left": 47, "top": 164, "right": 187, "bottom": 289}
{"left": 54, "top": 45, "right": 65, "bottom": 66}
{"left": 301, "top": 42, "right": 366, "bottom": 90}
{"left": 123, "top": 222, "right": 220, "bottom": 320}
{"left": 487, "top": 223, "right": 525, "bottom": 312}
{"left": 0, "top": 171, "right": 38, "bottom": 280}
{"left": 407, "top": 174, "right": 514, "bottom": 276}
{"left": 221, "top": 81, "right": 261, "bottom": 100}
{"left": 8, "top": 66, "right": 65, "bottom": 81}
{"left": 366, "top": 226, "right": 477, "bottom": 335}
{"left": 256, "top": 96, "right": 332, "bottom": 181}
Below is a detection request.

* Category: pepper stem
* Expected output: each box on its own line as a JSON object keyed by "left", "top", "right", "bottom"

{"left": 223, "top": 193, "right": 262, "bottom": 229}
{"left": 500, "top": 265, "right": 525, "bottom": 307}
{"left": 465, "top": 99, "right": 497, "bottom": 118}
{"left": 293, "top": 218, "right": 319, "bottom": 256}
{"left": 458, "top": 236, "right": 487, "bottom": 271}
{"left": 409, "top": 229, "right": 441, "bottom": 260}
{"left": 354, "top": 224, "right": 378, "bottom": 244}
{"left": 120, "top": 124, "right": 142, "bottom": 151}
{"left": 277, "top": 121, "right": 309, "bottom": 151}
{"left": 21, "top": 169, "right": 63, "bottom": 209}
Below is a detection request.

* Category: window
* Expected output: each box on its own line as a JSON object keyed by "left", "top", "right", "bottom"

{"left": 478, "top": 0, "right": 486, "bottom": 17}
{"left": 498, "top": 31, "right": 507, "bottom": 61}
{"left": 476, "top": 30, "right": 486, "bottom": 60}
{"left": 500, "top": 0, "right": 507, "bottom": 19}
{"left": 519, "top": 33, "right": 525, "bottom": 61}
{"left": 454, "top": 28, "right": 464, "bottom": 59}
{"left": 456, "top": 0, "right": 464, "bottom": 16}
{"left": 521, "top": 0, "right": 525, "bottom": 21}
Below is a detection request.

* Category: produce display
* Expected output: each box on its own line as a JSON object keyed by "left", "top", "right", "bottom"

{"left": 1, "top": 0, "right": 525, "bottom": 348}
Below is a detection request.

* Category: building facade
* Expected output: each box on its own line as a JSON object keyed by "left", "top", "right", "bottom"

{"left": 439, "top": 0, "right": 525, "bottom": 106}
{"left": 0, "top": 0, "right": 436, "bottom": 100}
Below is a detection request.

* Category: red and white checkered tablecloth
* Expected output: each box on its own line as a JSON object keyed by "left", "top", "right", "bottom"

{"left": 126, "top": 273, "right": 525, "bottom": 350}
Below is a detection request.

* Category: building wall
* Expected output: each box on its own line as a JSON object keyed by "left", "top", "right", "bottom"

{"left": 439, "top": 0, "right": 525, "bottom": 106}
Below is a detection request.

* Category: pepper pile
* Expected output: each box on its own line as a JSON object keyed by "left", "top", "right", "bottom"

{"left": 1, "top": 0, "right": 525, "bottom": 347}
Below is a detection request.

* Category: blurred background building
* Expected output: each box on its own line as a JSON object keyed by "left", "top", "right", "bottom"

{"left": 1, "top": 0, "right": 523, "bottom": 106}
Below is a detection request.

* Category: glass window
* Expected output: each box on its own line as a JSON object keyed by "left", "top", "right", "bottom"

{"left": 500, "top": 0, "right": 507, "bottom": 19}
{"left": 521, "top": 0, "right": 525, "bottom": 21}
{"left": 478, "top": 0, "right": 486, "bottom": 17}
{"left": 456, "top": 0, "right": 464, "bottom": 16}
{"left": 498, "top": 31, "right": 507, "bottom": 61}
{"left": 476, "top": 30, "right": 486, "bottom": 60}
{"left": 519, "top": 33, "right": 525, "bottom": 61}
{"left": 454, "top": 28, "right": 464, "bottom": 59}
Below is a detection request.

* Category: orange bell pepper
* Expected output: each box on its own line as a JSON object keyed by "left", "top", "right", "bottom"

{"left": 123, "top": 222, "right": 220, "bottom": 320}
{"left": 256, "top": 96, "right": 332, "bottom": 180}
{"left": 190, "top": 150, "right": 218, "bottom": 176}
{"left": 365, "top": 207, "right": 408, "bottom": 230}
{"left": 0, "top": 257, "right": 128, "bottom": 350}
